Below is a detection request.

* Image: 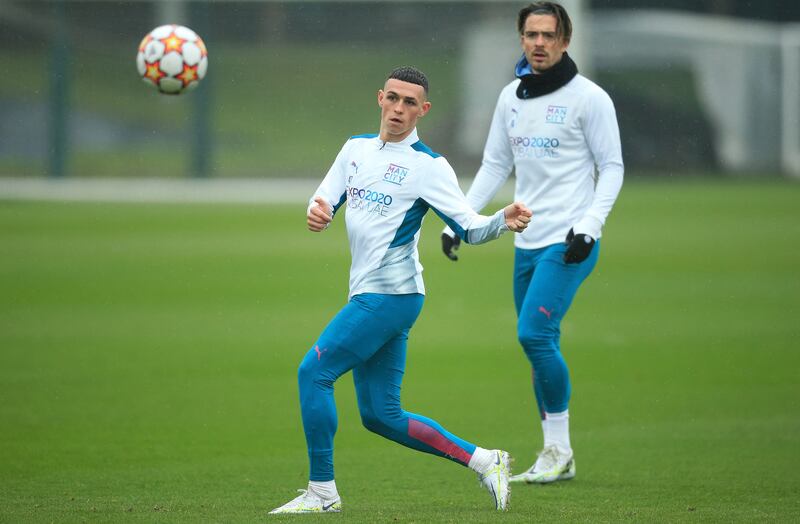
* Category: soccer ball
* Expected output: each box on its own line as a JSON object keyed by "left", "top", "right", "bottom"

{"left": 136, "top": 24, "right": 208, "bottom": 95}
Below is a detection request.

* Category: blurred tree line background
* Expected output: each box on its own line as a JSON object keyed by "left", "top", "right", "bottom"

{"left": 0, "top": 0, "right": 797, "bottom": 179}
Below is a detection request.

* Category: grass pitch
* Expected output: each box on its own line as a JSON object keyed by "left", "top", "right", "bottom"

{"left": 1, "top": 179, "right": 799, "bottom": 522}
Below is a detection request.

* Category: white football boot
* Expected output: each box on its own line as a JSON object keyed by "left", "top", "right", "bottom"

{"left": 268, "top": 488, "right": 341, "bottom": 514}
{"left": 509, "top": 445, "right": 575, "bottom": 484}
{"left": 477, "top": 450, "right": 512, "bottom": 510}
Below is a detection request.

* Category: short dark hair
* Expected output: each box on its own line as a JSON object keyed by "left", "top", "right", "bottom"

{"left": 387, "top": 66, "right": 429, "bottom": 95}
{"left": 517, "top": 2, "right": 572, "bottom": 43}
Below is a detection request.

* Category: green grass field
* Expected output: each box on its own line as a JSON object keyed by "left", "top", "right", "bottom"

{"left": 1, "top": 179, "right": 799, "bottom": 522}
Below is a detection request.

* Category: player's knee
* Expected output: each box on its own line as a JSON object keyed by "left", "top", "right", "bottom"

{"left": 297, "top": 356, "right": 333, "bottom": 389}
{"left": 358, "top": 409, "right": 387, "bottom": 435}
{"left": 359, "top": 412, "right": 380, "bottom": 433}
{"left": 358, "top": 404, "right": 399, "bottom": 436}
{"left": 519, "top": 326, "right": 559, "bottom": 363}
{"left": 297, "top": 358, "right": 314, "bottom": 386}
{"left": 518, "top": 325, "right": 553, "bottom": 351}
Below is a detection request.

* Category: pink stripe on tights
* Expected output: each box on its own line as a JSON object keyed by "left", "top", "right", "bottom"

{"left": 407, "top": 418, "right": 472, "bottom": 465}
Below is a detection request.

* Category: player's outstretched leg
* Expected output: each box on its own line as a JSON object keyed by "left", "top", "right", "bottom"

{"left": 353, "top": 335, "right": 511, "bottom": 510}
{"left": 476, "top": 449, "right": 512, "bottom": 510}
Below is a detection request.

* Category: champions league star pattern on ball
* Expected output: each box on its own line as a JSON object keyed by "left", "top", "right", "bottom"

{"left": 136, "top": 24, "right": 208, "bottom": 95}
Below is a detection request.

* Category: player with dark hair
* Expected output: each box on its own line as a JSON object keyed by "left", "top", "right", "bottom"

{"left": 269, "top": 66, "right": 533, "bottom": 514}
{"left": 389, "top": 65, "right": 429, "bottom": 94}
{"left": 517, "top": 1, "right": 572, "bottom": 42}
{"left": 442, "top": 2, "right": 624, "bottom": 484}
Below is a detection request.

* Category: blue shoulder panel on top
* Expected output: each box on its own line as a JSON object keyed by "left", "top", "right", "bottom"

{"left": 410, "top": 140, "right": 441, "bottom": 158}
{"left": 350, "top": 133, "right": 379, "bottom": 140}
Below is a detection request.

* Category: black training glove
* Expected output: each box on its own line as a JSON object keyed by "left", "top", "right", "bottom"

{"left": 563, "top": 228, "right": 595, "bottom": 264}
{"left": 441, "top": 233, "right": 461, "bottom": 261}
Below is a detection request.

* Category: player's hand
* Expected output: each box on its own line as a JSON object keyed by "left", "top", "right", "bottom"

{"left": 441, "top": 232, "right": 461, "bottom": 261}
{"left": 307, "top": 196, "right": 332, "bottom": 232}
{"left": 563, "top": 228, "right": 595, "bottom": 263}
{"left": 503, "top": 202, "right": 533, "bottom": 233}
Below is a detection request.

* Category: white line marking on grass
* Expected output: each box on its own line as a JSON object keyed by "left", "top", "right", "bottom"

{"left": 0, "top": 177, "right": 513, "bottom": 204}
{"left": 0, "top": 178, "right": 317, "bottom": 204}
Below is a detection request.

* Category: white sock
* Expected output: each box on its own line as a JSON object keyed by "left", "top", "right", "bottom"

{"left": 541, "top": 417, "right": 550, "bottom": 448}
{"left": 308, "top": 480, "right": 338, "bottom": 500}
{"left": 543, "top": 410, "right": 571, "bottom": 453}
{"left": 467, "top": 446, "right": 495, "bottom": 473}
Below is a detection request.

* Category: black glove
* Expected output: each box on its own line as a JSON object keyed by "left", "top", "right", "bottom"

{"left": 441, "top": 233, "right": 461, "bottom": 261}
{"left": 563, "top": 228, "right": 595, "bottom": 264}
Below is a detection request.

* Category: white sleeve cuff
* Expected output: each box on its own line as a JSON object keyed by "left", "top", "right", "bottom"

{"left": 494, "top": 208, "right": 510, "bottom": 234}
{"left": 573, "top": 215, "right": 603, "bottom": 240}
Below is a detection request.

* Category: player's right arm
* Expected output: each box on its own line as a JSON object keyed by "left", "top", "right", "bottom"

{"left": 442, "top": 89, "right": 515, "bottom": 259}
{"left": 307, "top": 196, "right": 332, "bottom": 232}
{"left": 307, "top": 140, "right": 351, "bottom": 232}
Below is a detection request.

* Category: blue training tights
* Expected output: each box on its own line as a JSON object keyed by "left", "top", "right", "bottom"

{"left": 513, "top": 241, "right": 599, "bottom": 417}
{"left": 297, "top": 293, "right": 477, "bottom": 481}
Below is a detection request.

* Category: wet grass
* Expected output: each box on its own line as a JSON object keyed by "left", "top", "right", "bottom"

{"left": 1, "top": 178, "right": 799, "bottom": 521}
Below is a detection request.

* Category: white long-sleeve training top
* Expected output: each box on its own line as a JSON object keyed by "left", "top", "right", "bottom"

{"left": 453, "top": 73, "right": 624, "bottom": 249}
{"left": 312, "top": 128, "right": 509, "bottom": 298}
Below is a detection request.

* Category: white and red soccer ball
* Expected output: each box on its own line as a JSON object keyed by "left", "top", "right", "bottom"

{"left": 136, "top": 25, "right": 208, "bottom": 95}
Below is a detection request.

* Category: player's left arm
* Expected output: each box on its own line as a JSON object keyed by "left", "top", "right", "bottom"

{"left": 565, "top": 89, "right": 624, "bottom": 263}
{"left": 441, "top": 91, "right": 516, "bottom": 260}
{"left": 422, "top": 158, "right": 531, "bottom": 244}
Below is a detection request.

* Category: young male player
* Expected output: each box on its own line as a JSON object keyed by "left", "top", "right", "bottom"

{"left": 269, "top": 66, "right": 532, "bottom": 514}
{"left": 442, "top": 2, "right": 624, "bottom": 484}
